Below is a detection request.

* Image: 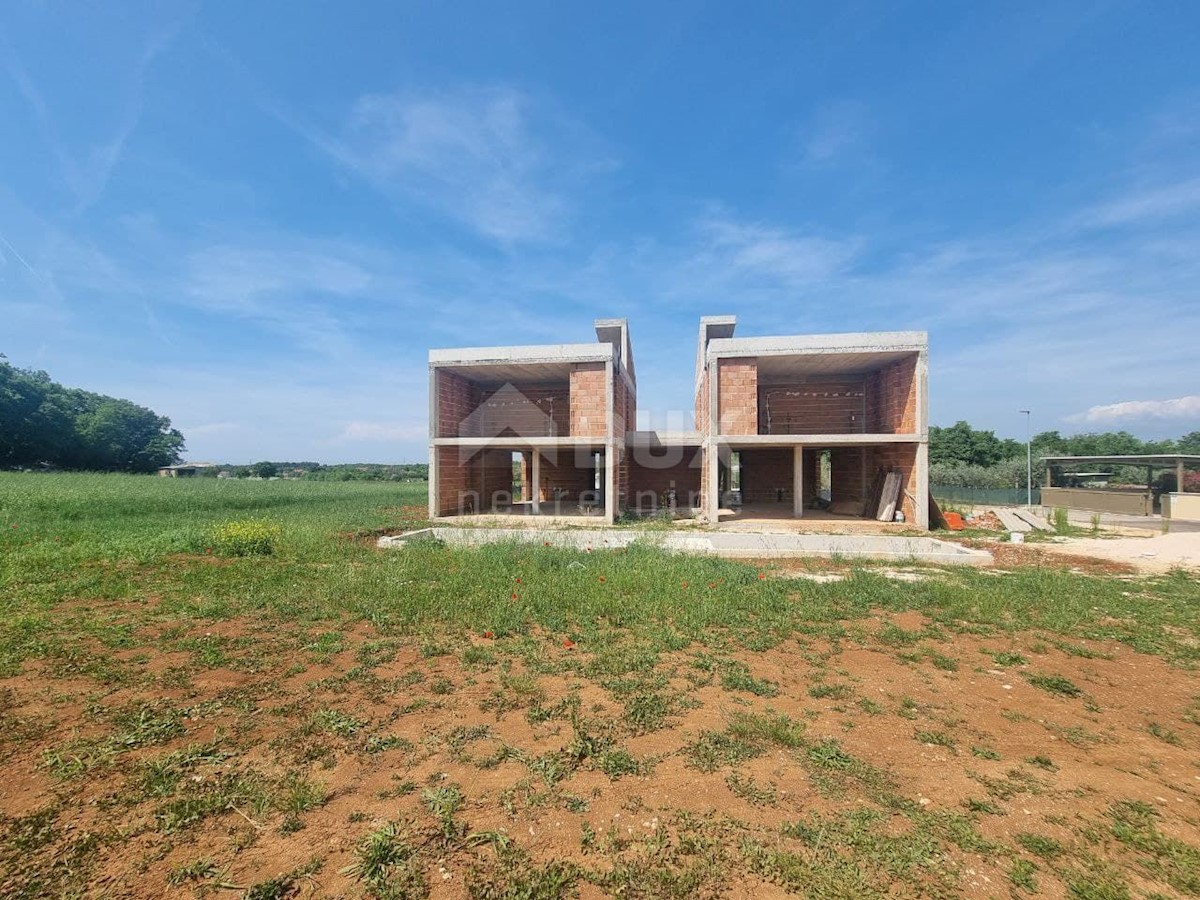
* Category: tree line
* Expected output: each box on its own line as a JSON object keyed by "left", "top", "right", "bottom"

{"left": 930, "top": 421, "right": 1200, "bottom": 489}
{"left": 1, "top": 356, "right": 184, "bottom": 473}
{"left": 200, "top": 462, "right": 429, "bottom": 481}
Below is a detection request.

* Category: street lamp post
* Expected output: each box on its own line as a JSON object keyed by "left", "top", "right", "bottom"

{"left": 1019, "top": 410, "right": 1032, "bottom": 507}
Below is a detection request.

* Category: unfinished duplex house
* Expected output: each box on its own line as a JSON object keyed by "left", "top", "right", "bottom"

{"left": 428, "top": 320, "right": 636, "bottom": 524}
{"left": 696, "top": 317, "right": 930, "bottom": 528}
{"left": 428, "top": 315, "right": 929, "bottom": 529}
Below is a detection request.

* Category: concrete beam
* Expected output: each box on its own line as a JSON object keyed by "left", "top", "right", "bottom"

{"left": 433, "top": 437, "right": 606, "bottom": 448}
{"left": 429, "top": 344, "right": 613, "bottom": 366}
{"left": 707, "top": 331, "right": 927, "bottom": 357}
{"left": 715, "top": 433, "right": 923, "bottom": 446}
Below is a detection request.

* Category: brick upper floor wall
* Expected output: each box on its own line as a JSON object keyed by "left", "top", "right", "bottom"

{"left": 436, "top": 370, "right": 482, "bottom": 438}
{"left": 437, "top": 370, "right": 572, "bottom": 438}
{"left": 570, "top": 362, "right": 608, "bottom": 438}
{"left": 758, "top": 380, "right": 867, "bottom": 435}
{"left": 718, "top": 358, "right": 758, "bottom": 434}
{"left": 612, "top": 375, "right": 636, "bottom": 439}
{"left": 865, "top": 354, "right": 920, "bottom": 434}
{"left": 476, "top": 386, "right": 569, "bottom": 437}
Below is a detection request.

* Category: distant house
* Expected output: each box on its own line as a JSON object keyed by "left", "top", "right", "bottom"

{"left": 157, "top": 462, "right": 217, "bottom": 478}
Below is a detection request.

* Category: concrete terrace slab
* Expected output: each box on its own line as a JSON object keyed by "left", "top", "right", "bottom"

{"left": 378, "top": 527, "right": 992, "bottom": 566}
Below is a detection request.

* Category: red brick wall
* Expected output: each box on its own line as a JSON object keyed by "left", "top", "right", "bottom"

{"left": 613, "top": 375, "right": 636, "bottom": 437}
{"left": 436, "top": 446, "right": 479, "bottom": 515}
{"left": 739, "top": 448, "right": 793, "bottom": 504}
{"left": 479, "top": 449, "right": 515, "bottom": 509}
{"left": 718, "top": 359, "right": 758, "bottom": 434}
{"left": 830, "top": 447, "right": 866, "bottom": 502}
{"left": 538, "top": 453, "right": 597, "bottom": 504}
{"left": 628, "top": 452, "right": 703, "bottom": 509}
{"left": 612, "top": 374, "right": 636, "bottom": 512}
{"left": 802, "top": 448, "right": 821, "bottom": 506}
{"left": 867, "top": 355, "right": 919, "bottom": 434}
{"left": 758, "top": 380, "right": 866, "bottom": 435}
{"left": 436, "top": 370, "right": 481, "bottom": 438}
{"left": 570, "top": 363, "right": 607, "bottom": 438}
{"left": 476, "top": 386, "right": 569, "bottom": 437}
{"left": 868, "top": 443, "right": 919, "bottom": 523}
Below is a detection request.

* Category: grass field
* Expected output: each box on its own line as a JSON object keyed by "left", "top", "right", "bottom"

{"left": 1, "top": 473, "right": 1198, "bottom": 899}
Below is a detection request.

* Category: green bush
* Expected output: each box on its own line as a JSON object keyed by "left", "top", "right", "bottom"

{"left": 209, "top": 518, "right": 281, "bottom": 556}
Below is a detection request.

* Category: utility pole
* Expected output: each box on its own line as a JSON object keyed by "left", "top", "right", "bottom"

{"left": 1019, "top": 410, "right": 1032, "bottom": 507}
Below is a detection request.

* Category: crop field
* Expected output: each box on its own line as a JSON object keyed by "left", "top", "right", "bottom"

{"left": 1, "top": 472, "right": 1199, "bottom": 899}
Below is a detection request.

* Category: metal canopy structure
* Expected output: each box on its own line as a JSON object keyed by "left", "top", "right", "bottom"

{"left": 1041, "top": 455, "right": 1198, "bottom": 491}
{"left": 1040, "top": 454, "right": 1200, "bottom": 468}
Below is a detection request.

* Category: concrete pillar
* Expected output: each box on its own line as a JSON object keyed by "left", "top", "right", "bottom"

{"left": 705, "top": 443, "right": 720, "bottom": 523}
{"left": 915, "top": 441, "right": 930, "bottom": 529}
{"left": 1177, "top": 460, "right": 1186, "bottom": 494}
{"left": 792, "top": 446, "right": 804, "bottom": 518}
{"left": 604, "top": 447, "right": 616, "bottom": 525}
{"left": 531, "top": 451, "right": 541, "bottom": 514}
{"left": 1044, "top": 465, "right": 1052, "bottom": 490}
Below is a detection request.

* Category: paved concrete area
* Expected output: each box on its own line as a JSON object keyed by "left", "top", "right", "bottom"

{"left": 984, "top": 504, "right": 1200, "bottom": 535}
{"left": 379, "top": 527, "right": 992, "bottom": 566}
{"left": 1039, "top": 531, "right": 1200, "bottom": 573}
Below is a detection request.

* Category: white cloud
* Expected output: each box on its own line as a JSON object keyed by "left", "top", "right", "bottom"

{"left": 280, "top": 85, "right": 616, "bottom": 245}
{"left": 800, "top": 100, "right": 872, "bottom": 165}
{"left": 1068, "top": 396, "right": 1200, "bottom": 424}
{"left": 0, "top": 15, "right": 189, "bottom": 214}
{"left": 185, "top": 245, "right": 374, "bottom": 310}
{"left": 178, "top": 239, "right": 407, "bottom": 359}
{"left": 1080, "top": 176, "right": 1200, "bottom": 229}
{"left": 693, "top": 217, "right": 859, "bottom": 287}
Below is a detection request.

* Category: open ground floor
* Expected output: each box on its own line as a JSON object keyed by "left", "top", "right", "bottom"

{"left": 706, "top": 441, "right": 930, "bottom": 529}
{"left": 431, "top": 438, "right": 930, "bottom": 529}
{"left": 431, "top": 443, "right": 614, "bottom": 521}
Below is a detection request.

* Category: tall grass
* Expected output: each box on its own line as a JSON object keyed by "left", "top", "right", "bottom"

{"left": 1, "top": 473, "right": 1198, "bottom": 675}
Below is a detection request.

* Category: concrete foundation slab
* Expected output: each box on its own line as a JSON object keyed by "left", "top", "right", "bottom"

{"left": 378, "top": 527, "right": 991, "bottom": 566}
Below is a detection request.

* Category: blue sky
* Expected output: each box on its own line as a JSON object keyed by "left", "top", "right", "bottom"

{"left": 2, "top": 1, "right": 1198, "bottom": 463}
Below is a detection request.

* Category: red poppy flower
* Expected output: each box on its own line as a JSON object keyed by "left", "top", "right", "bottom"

{"left": 598, "top": 576, "right": 606, "bottom": 582}
{"left": 515, "top": 577, "right": 522, "bottom": 583}
{"left": 758, "top": 573, "right": 766, "bottom": 580}
{"left": 708, "top": 582, "right": 717, "bottom": 589}
{"left": 562, "top": 638, "right": 576, "bottom": 650}
{"left": 511, "top": 592, "right": 518, "bottom": 601}
{"left": 681, "top": 581, "right": 688, "bottom": 588}
{"left": 483, "top": 631, "right": 494, "bottom": 639}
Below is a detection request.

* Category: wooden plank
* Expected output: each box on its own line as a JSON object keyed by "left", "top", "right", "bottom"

{"left": 874, "top": 471, "right": 895, "bottom": 520}
{"left": 877, "top": 470, "right": 901, "bottom": 521}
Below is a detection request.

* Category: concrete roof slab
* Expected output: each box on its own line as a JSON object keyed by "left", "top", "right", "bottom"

{"left": 709, "top": 330, "right": 927, "bottom": 358}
